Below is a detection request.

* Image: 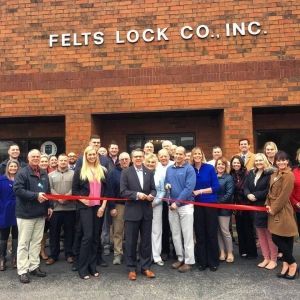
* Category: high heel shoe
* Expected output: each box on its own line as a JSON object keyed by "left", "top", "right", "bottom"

{"left": 276, "top": 270, "right": 288, "bottom": 278}
{"left": 284, "top": 268, "right": 299, "bottom": 280}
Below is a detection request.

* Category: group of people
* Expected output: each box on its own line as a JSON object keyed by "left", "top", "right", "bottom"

{"left": 0, "top": 136, "right": 299, "bottom": 284}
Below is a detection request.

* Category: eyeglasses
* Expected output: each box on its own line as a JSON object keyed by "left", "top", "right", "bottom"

{"left": 133, "top": 155, "right": 143, "bottom": 158}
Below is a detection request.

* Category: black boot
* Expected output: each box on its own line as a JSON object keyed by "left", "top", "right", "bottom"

{"left": 0, "top": 240, "right": 7, "bottom": 271}
{"left": 11, "top": 239, "right": 18, "bottom": 268}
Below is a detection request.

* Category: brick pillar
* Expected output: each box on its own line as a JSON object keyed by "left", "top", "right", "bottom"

{"left": 222, "top": 107, "right": 253, "bottom": 158}
{"left": 65, "top": 113, "right": 92, "bottom": 155}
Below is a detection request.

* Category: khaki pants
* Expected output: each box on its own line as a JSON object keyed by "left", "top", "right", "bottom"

{"left": 112, "top": 204, "right": 125, "bottom": 256}
{"left": 17, "top": 217, "right": 45, "bottom": 275}
{"left": 169, "top": 204, "right": 195, "bottom": 265}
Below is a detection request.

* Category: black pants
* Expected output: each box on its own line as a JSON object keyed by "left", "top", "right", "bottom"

{"left": 0, "top": 225, "right": 18, "bottom": 240}
{"left": 78, "top": 206, "right": 102, "bottom": 277}
{"left": 125, "top": 219, "right": 152, "bottom": 272}
{"left": 49, "top": 211, "right": 76, "bottom": 260}
{"left": 235, "top": 211, "right": 257, "bottom": 257}
{"left": 194, "top": 206, "right": 219, "bottom": 267}
{"left": 0, "top": 226, "right": 18, "bottom": 258}
{"left": 272, "top": 234, "right": 295, "bottom": 264}
{"left": 296, "top": 212, "right": 300, "bottom": 236}
{"left": 161, "top": 201, "right": 171, "bottom": 255}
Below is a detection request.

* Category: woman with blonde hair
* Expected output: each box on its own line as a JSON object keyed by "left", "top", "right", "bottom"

{"left": 263, "top": 141, "right": 278, "bottom": 167}
{"left": 244, "top": 153, "right": 277, "bottom": 269}
{"left": 72, "top": 146, "right": 107, "bottom": 279}
{"left": 191, "top": 147, "right": 220, "bottom": 271}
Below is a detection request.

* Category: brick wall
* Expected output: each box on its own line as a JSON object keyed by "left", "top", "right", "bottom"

{"left": 0, "top": 0, "right": 299, "bottom": 157}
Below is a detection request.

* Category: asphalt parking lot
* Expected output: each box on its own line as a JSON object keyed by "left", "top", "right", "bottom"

{"left": 1, "top": 243, "right": 300, "bottom": 300}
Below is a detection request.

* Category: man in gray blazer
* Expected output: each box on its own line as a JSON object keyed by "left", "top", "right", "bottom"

{"left": 120, "top": 148, "right": 156, "bottom": 281}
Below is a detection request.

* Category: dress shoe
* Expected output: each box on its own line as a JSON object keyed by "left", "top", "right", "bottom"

{"left": 142, "top": 269, "right": 155, "bottom": 278}
{"left": 178, "top": 264, "right": 192, "bottom": 273}
{"left": 257, "top": 259, "right": 270, "bottom": 268}
{"left": 113, "top": 255, "right": 122, "bottom": 265}
{"left": 45, "top": 258, "right": 56, "bottom": 265}
{"left": 128, "top": 271, "right": 137, "bottom": 281}
{"left": 172, "top": 261, "right": 184, "bottom": 269}
{"left": 97, "top": 257, "right": 108, "bottom": 267}
{"left": 155, "top": 260, "right": 164, "bottom": 266}
{"left": 284, "top": 268, "right": 299, "bottom": 280}
{"left": 161, "top": 253, "right": 169, "bottom": 261}
{"left": 72, "top": 262, "right": 78, "bottom": 272}
{"left": 209, "top": 266, "right": 218, "bottom": 272}
{"left": 226, "top": 255, "right": 234, "bottom": 263}
{"left": 265, "top": 261, "right": 277, "bottom": 270}
{"left": 0, "top": 258, "right": 6, "bottom": 271}
{"left": 19, "top": 273, "right": 30, "bottom": 284}
{"left": 30, "top": 267, "right": 47, "bottom": 277}
{"left": 276, "top": 270, "right": 288, "bottom": 278}
{"left": 198, "top": 265, "right": 208, "bottom": 271}
{"left": 66, "top": 257, "right": 74, "bottom": 264}
{"left": 11, "top": 257, "right": 17, "bottom": 269}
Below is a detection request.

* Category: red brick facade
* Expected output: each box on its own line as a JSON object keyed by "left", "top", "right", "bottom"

{"left": 0, "top": 0, "right": 299, "bottom": 157}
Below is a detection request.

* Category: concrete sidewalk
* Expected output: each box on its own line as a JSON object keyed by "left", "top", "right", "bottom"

{"left": 1, "top": 243, "right": 300, "bottom": 300}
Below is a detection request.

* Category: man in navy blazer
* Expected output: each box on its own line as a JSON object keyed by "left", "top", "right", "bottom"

{"left": 120, "top": 148, "right": 156, "bottom": 281}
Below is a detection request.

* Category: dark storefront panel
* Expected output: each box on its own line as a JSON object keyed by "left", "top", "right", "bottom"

{"left": 93, "top": 110, "right": 222, "bottom": 156}
{"left": 0, "top": 116, "right": 65, "bottom": 162}
{"left": 0, "top": 138, "right": 65, "bottom": 163}
{"left": 253, "top": 106, "right": 300, "bottom": 165}
{"left": 255, "top": 129, "right": 300, "bottom": 165}
{"left": 127, "top": 133, "right": 195, "bottom": 153}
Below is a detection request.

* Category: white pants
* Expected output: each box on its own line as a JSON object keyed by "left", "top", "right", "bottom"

{"left": 169, "top": 204, "right": 195, "bottom": 265}
{"left": 17, "top": 217, "right": 45, "bottom": 275}
{"left": 152, "top": 204, "right": 163, "bottom": 262}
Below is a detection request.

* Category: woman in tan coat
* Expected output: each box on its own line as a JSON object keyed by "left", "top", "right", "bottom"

{"left": 266, "top": 151, "right": 298, "bottom": 280}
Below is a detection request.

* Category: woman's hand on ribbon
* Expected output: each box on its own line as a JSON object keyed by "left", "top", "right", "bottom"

{"left": 97, "top": 206, "right": 105, "bottom": 218}
{"left": 266, "top": 205, "right": 273, "bottom": 215}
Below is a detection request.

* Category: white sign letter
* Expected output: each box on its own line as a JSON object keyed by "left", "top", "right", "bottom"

{"left": 157, "top": 27, "right": 169, "bottom": 41}
{"left": 248, "top": 21, "right": 261, "bottom": 35}
{"left": 116, "top": 31, "right": 125, "bottom": 44}
{"left": 142, "top": 29, "right": 154, "bottom": 43}
{"left": 180, "top": 26, "right": 193, "bottom": 40}
{"left": 49, "top": 34, "right": 59, "bottom": 47}
{"left": 196, "top": 25, "right": 209, "bottom": 39}
{"left": 127, "top": 30, "right": 139, "bottom": 43}
{"left": 82, "top": 32, "right": 91, "bottom": 46}
{"left": 61, "top": 33, "right": 71, "bottom": 47}
{"left": 94, "top": 32, "right": 104, "bottom": 45}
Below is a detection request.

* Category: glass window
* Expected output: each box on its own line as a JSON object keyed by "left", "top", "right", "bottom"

{"left": 255, "top": 129, "right": 300, "bottom": 165}
{"left": 127, "top": 133, "right": 195, "bottom": 153}
{"left": 0, "top": 138, "right": 65, "bottom": 163}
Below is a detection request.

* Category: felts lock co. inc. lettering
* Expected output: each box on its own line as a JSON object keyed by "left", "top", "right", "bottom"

{"left": 49, "top": 21, "right": 266, "bottom": 48}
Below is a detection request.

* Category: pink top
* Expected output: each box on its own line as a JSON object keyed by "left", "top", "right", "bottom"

{"left": 88, "top": 180, "right": 101, "bottom": 207}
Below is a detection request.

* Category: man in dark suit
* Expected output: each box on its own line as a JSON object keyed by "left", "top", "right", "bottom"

{"left": 120, "top": 148, "right": 156, "bottom": 281}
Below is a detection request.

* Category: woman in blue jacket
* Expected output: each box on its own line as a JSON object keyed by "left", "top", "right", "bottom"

{"left": 191, "top": 147, "right": 220, "bottom": 271}
{"left": 215, "top": 157, "right": 235, "bottom": 263}
{"left": 0, "top": 160, "right": 20, "bottom": 271}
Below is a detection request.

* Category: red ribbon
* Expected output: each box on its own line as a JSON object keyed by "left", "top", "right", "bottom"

{"left": 45, "top": 194, "right": 267, "bottom": 212}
